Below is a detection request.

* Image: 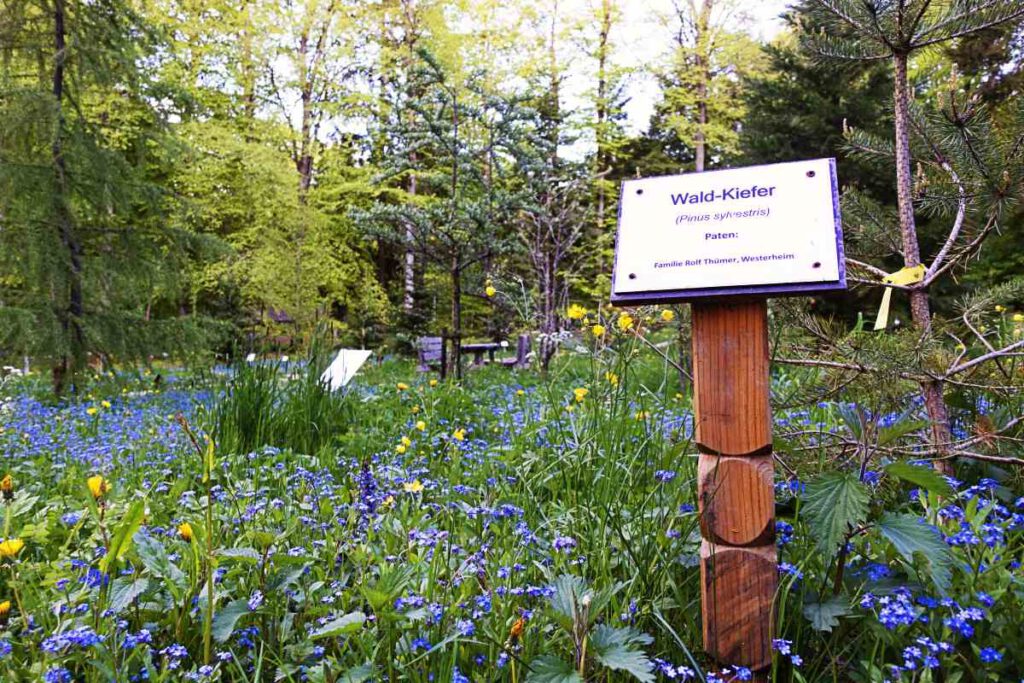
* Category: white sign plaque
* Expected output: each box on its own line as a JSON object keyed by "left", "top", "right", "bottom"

{"left": 611, "top": 158, "right": 845, "bottom": 304}
{"left": 320, "top": 349, "right": 373, "bottom": 391}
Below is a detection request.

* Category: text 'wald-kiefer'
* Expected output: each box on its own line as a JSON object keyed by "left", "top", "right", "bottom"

{"left": 670, "top": 185, "right": 776, "bottom": 205}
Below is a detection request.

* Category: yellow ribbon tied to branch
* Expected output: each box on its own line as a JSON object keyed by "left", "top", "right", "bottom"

{"left": 873, "top": 264, "right": 926, "bottom": 331}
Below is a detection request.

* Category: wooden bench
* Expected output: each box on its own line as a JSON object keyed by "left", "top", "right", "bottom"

{"left": 500, "top": 334, "right": 531, "bottom": 369}
{"left": 416, "top": 336, "right": 445, "bottom": 374}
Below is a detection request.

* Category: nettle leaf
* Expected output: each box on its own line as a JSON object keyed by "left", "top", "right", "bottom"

{"left": 311, "top": 611, "right": 366, "bottom": 639}
{"left": 802, "top": 472, "right": 870, "bottom": 561}
{"left": 802, "top": 595, "right": 850, "bottom": 632}
{"left": 525, "top": 656, "right": 583, "bottom": 683}
{"left": 108, "top": 577, "right": 149, "bottom": 613}
{"left": 212, "top": 598, "right": 251, "bottom": 643}
{"left": 878, "top": 513, "right": 954, "bottom": 594}
{"left": 549, "top": 575, "right": 590, "bottom": 629}
{"left": 588, "top": 625, "right": 655, "bottom": 682}
{"left": 134, "top": 531, "right": 186, "bottom": 588}
{"left": 883, "top": 461, "right": 953, "bottom": 497}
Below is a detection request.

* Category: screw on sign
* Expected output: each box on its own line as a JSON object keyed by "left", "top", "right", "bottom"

{"left": 610, "top": 159, "right": 845, "bottom": 676}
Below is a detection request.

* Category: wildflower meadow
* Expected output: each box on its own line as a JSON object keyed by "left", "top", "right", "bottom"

{"left": 0, "top": 309, "right": 1022, "bottom": 683}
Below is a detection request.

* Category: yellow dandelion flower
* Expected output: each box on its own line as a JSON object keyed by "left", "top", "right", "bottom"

{"left": 403, "top": 480, "right": 424, "bottom": 493}
{"left": 86, "top": 407, "right": 98, "bottom": 416}
{"left": 0, "top": 539, "right": 24, "bottom": 559}
{"left": 401, "top": 436, "right": 412, "bottom": 447}
{"left": 516, "top": 389, "right": 525, "bottom": 396}
{"left": 996, "top": 305, "right": 1006, "bottom": 313}
{"left": 101, "top": 400, "right": 111, "bottom": 409}
{"left": 416, "top": 420, "right": 426, "bottom": 431}
{"left": 396, "top": 382, "right": 409, "bottom": 391}
{"left": 617, "top": 314, "right": 634, "bottom": 332}
{"left": 178, "top": 522, "right": 193, "bottom": 542}
{"left": 0, "top": 474, "right": 12, "bottom": 502}
{"left": 1014, "top": 313, "right": 1024, "bottom": 323}
{"left": 605, "top": 372, "right": 619, "bottom": 387}
{"left": 573, "top": 387, "right": 589, "bottom": 403}
{"left": 0, "top": 600, "right": 10, "bottom": 617}
{"left": 564, "top": 404, "right": 574, "bottom": 413}
{"left": 453, "top": 428, "right": 466, "bottom": 441}
{"left": 429, "top": 379, "right": 438, "bottom": 387}
{"left": 591, "top": 323, "right": 606, "bottom": 337}
{"left": 660, "top": 309, "right": 675, "bottom": 322}
{"left": 485, "top": 285, "right": 497, "bottom": 298}
{"left": 567, "top": 304, "right": 587, "bottom": 320}
{"left": 382, "top": 495, "right": 395, "bottom": 507}
{"left": 396, "top": 444, "right": 407, "bottom": 454}
{"left": 411, "top": 405, "right": 420, "bottom": 414}
{"left": 87, "top": 475, "right": 110, "bottom": 500}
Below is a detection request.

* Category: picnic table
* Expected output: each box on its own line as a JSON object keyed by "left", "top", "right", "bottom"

{"left": 461, "top": 342, "right": 503, "bottom": 366}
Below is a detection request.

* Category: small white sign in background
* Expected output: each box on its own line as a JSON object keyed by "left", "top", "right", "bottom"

{"left": 320, "top": 350, "right": 373, "bottom": 391}
{"left": 612, "top": 158, "right": 844, "bottom": 303}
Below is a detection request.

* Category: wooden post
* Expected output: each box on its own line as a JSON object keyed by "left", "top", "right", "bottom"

{"left": 692, "top": 299, "right": 776, "bottom": 675}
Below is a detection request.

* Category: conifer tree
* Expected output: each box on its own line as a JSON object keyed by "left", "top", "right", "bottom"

{"left": 797, "top": 0, "right": 1024, "bottom": 471}
{"left": 361, "top": 51, "right": 525, "bottom": 379}
{"left": 0, "top": 0, "right": 217, "bottom": 393}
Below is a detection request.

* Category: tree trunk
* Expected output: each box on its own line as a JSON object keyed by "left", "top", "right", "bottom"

{"left": 693, "top": 0, "right": 712, "bottom": 174}
{"left": 403, "top": 166, "right": 416, "bottom": 314}
{"left": 594, "top": 0, "right": 611, "bottom": 232}
{"left": 540, "top": 253, "right": 557, "bottom": 374}
{"left": 52, "top": 0, "right": 83, "bottom": 396}
{"left": 451, "top": 260, "right": 462, "bottom": 381}
{"left": 892, "top": 52, "right": 954, "bottom": 475}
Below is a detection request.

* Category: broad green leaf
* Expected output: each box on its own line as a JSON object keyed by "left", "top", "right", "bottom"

{"left": 878, "top": 513, "right": 954, "bottom": 594}
{"left": 311, "top": 611, "right": 366, "bottom": 639}
{"left": 802, "top": 595, "right": 850, "bottom": 632}
{"left": 836, "top": 403, "right": 865, "bottom": 439}
{"left": 802, "top": 472, "right": 870, "bottom": 560}
{"left": 217, "top": 548, "right": 260, "bottom": 564}
{"left": 549, "top": 575, "right": 589, "bottom": 627}
{"left": 589, "top": 625, "right": 655, "bottom": 682}
{"left": 883, "top": 461, "right": 953, "bottom": 497}
{"left": 526, "top": 656, "right": 583, "bottom": 683}
{"left": 134, "top": 531, "right": 186, "bottom": 587}
{"left": 338, "top": 664, "right": 375, "bottom": 683}
{"left": 212, "top": 598, "right": 251, "bottom": 643}
{"left": 108, "top": 577, "right": 149, "bottom": 613}
{"left": 99, "top": 500, "right": 146, "bottom": 573}
{"left": 877, "top": 419, "right": 928, "bottom": 446}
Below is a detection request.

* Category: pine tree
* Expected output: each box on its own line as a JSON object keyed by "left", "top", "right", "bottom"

{"left": 799, "top": 0, "right": 1024, "bottom": 471}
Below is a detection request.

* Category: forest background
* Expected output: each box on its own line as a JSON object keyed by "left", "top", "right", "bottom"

{"left": 2, "top": 0, "right": 1022, "bottom": 385}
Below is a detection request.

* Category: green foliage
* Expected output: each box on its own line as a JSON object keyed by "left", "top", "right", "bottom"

{"left": 884, "top": 461, "right": 954, "bottom": 497}
{"left": 802, "top": 471, "right": 870, "bottom": 560}
{"left": 878, "top": 512, "right": 954, "bottom": 594}
{"left": 801, "top": 594, "right": 851, "bottom": 632}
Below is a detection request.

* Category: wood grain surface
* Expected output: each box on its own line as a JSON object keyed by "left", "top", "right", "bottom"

{"left": 698, "top": 454, "right": 775, "bottom": 546}
{"left": 692, "top": 299, "right": 776, "bottom": 673}
{"left": 692, "top": 301, "right": 772, "bottom": 456}
{"left": 699, "top": 541, "right": 777, "bottom": 671}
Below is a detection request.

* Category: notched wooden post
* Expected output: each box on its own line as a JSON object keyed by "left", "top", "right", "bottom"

{"left": 693, "top": 300, "right": 776, "bottom": 673}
